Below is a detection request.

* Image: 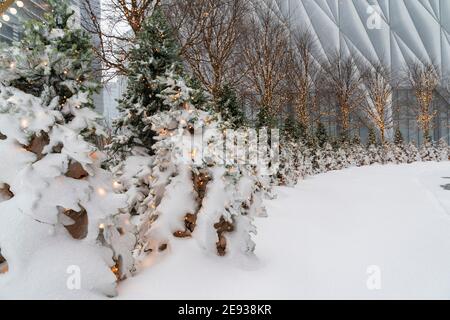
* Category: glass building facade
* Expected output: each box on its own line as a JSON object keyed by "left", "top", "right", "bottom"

{"left": 274, "top": 0, "right": 450, "bottom": 144}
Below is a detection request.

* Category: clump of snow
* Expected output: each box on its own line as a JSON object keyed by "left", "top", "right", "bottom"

{"left": 0, "top": 86, "right": 129, "bottom": 298}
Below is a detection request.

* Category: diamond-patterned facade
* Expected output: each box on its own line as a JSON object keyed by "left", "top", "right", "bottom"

{"left": 274, "top": 0, "right": 450, "bottom": 143}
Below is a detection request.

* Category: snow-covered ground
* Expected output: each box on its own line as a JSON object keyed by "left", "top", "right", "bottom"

{"left": 118, "top": 162, "right": 450, "bottom": 300}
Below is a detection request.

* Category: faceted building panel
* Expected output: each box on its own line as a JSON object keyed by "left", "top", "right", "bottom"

{"left": 273, "top": 0, "right": 450, "bottom": 143}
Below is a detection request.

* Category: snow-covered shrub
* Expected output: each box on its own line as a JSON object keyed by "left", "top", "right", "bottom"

{"left": 392, "top": 143, "right": 408, "bottom": 164}
{"left": 313, "top": 143, "right": 337, "bottom": 174}
{"left": 335, "top": 146, "right": 350, "bottom": 170}
{"left": 0, "top": 87, "right": 129, "bottom": 297}
{"left": 436, "top": 138, "right": 449, "bottom": 161}
{"left": 381, "top": 143, "right": 397, "bottom": 164}
{"left": 298, "top": 145, "right": 315, "bottom": 178}
{"left": 420, "top": 140, "right": 440, "bottom": 162}
{"left": 367, "top": 144, "right": 382, "bottom": 164}
{"left": 0, "top": 0, "right": 134, "bottom": 296}
{"left": 134, "top": 74, "right": 266, "bottom": 260}
{"left": 405, "top": 142, "right": 421, "bottom": 163}
{"left": 108, "top": 8, "right": 188, "bottom": 164}
{"left": 277, "top": 141, "right": 300, "bottom": 186}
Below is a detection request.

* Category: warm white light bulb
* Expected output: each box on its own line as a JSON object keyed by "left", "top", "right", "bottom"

{"left": 20, "top": 118, "right": 29, "bottom": 129}
{"left": 3, "top": 15, "right": 10, "bottom": 22}
{"left": 97, "top": 187, "right": 107, "bottom": 196}
{"left": 9, "top": 8, "right": 17, "bottom": 15}
{"left": 16, "top": 1, "right": 24, "bottom": 8}
{"left": 112, "top": 181, "right": 121, "bottom": 189}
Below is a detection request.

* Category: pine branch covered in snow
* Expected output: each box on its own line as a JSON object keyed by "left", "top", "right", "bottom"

{"left": 0, "top": 0, "right": 134, "bottom": 298}
{"left": 132, "top": 73, "right": 266, "bottom": 261}
{"left": 107, "top": 8, "right": 207, "bottom": 164}
{"left": 0, "top": 0, "right": 100, "bottom": 127}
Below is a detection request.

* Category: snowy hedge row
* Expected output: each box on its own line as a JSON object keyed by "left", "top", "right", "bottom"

{"left": 277, "top": 139, "right": 450, "bottom": 187}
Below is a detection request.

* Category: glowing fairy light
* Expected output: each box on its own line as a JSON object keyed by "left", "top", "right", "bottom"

{"left": 97, "top": 187, "right": 107, "bottom": 196}
{"left": 112, "top": 181, "right": 121, "bottom": 189}
{"left": 9, "top": 8, "right": 17, "bottom": 15}
{"left": 89, "top": 151, "right": 99, "bottom": 160}
{"left": 16, "top": 1, "right": 24, "bottom": 8}
{"left": 2, "top": 15, "right": 10, "bottom": 22}
{"left": 191, "top": 148, "right": 198, "bottom": 159}
{"left": 20, "top": 118, "right": 28, "bottom": 129}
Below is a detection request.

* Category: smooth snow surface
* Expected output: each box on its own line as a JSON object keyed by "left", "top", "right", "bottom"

{"left": 118, "top": 162, "right": 450, "bottom": 300}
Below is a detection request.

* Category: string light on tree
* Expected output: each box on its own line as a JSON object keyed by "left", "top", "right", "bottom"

{"left": 97, "top": 187, "right": 107, "bottom": 197}
{"left": 20, "top": 118, "right": 28, "bottom": 129}
{"left": 0, "top": 0, "right": 135, "bottom": 291}
{"left": 112, "top": 181, "right": 121, "bottom": 189}
{"left": 89, "top": 151, "right": 99, "bottom": 161}
{"left": 191, "top": 148, "right": 198, "bottom": 160}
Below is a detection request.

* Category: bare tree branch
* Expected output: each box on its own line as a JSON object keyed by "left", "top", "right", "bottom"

{"left": 81, "top": 0, "right": 159, "bottom": 80}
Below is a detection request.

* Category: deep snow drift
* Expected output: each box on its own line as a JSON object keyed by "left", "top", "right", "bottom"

{"left": 118, "top": 162, "right": 450, "bottom": 300}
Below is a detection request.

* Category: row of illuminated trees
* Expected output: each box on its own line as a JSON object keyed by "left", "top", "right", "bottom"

{"left": 81, "top": 0, "right": 448, "bottom": 145}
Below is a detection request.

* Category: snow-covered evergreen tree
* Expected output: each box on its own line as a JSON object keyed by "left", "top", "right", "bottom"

{"left": 0, "top": 0, "right": 99, "bottom": 123}
{"left": 0, "top": 1, "right": 133, "bottom": 297}
{"left": 0, "top": 87, "right": 129, "bottom": 297}
{"left": 351, "top": 135, "right": 362, "bottom": 146}
{"left": 381, "top": 143, "right": 397, "bottom": 164}
{"left": 277, "top": 141, "right": 299, "bottom": 186}
{"left": 335, "top": 145, "right": 349, "bottom": 170}
{"left": 108, "top": 7, "right": 186, "bottom": 162}
{"left": 313, "top": 143, "right": 336, "bottom": 173}
{"left": 405, "top": 142, "right": 420, "bottom": 163}
{"left": 214, "top": 84, "right": 246, "bottom": 129}
{"left": 394, "top": 128, "right": 404, "bottom": 146}
{"left": 367, "top": 144, "right": 382, "bottom": 164}
{"left": 346, "top": 143, "right": 366, "bottom": 167}
{"left": 420, "top": 140, "right": 439, "bottom": 162}
{"left": 315, "top": 122, "right": 328, "bottom": 148}
{"left": 392, "top": 143, "right": 408, "bottom": 164}
{"left": 345, "top": 143, "right": 359, "bottom": 167}
{"left": 367, "top": 128, "right": 378, "bottom": 147}
{"left": 436, "top": 138, "right": 449, "bottom": 162}
{"left": 133, "top": 73, "right": 265, "bottom": 260}
{"left": 296, "top": 144, "right": 315, "bottom": 179}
